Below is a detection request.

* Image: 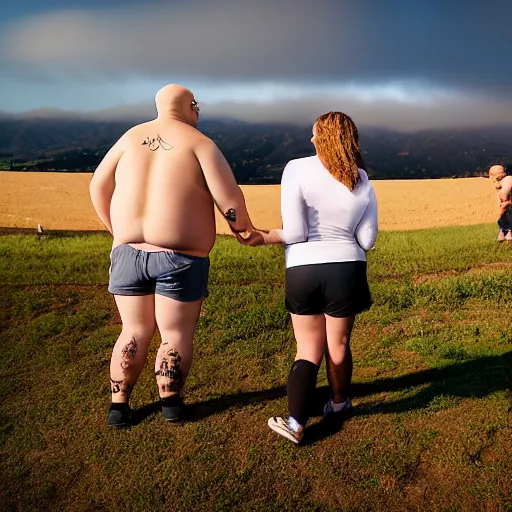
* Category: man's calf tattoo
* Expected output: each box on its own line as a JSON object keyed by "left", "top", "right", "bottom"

{"left": 142, "top": 135, "right": 173, "bottom": 151}
{"left": 120, "top": 338, "right": 137, "bottom": 370}
{"left": 110, "top": 378, "right": 133, "bottom": 397}
{"left": 110, "top": 378, "right": 122, "bottom": 394}
{"left": 225, "top": 208, "right": 237, "bottom": 223}
{"left": 155, "top": 348, "right": 182, "bottom": 393}
{"left": 159, "top": 382, "right": 180, "bottom": 393}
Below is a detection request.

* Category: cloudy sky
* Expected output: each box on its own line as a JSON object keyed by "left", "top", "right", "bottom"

{"left": 1, "top": 0, "right": 511, "bottom": 130}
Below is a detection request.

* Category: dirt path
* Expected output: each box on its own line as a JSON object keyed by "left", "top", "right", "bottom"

{"left": 0, "top": 172, "right": 498, "bottom": 233}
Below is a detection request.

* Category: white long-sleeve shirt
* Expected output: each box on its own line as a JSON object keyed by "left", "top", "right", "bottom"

{"left": 276, "top": 155, "right": 378, "bottom": 269}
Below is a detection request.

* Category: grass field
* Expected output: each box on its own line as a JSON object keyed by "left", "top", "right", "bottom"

{"left": 0, "top": 171, "right": 499, "bottom": 233}
{"left": 1, "top": 226, "right": 511, "bottom": 511}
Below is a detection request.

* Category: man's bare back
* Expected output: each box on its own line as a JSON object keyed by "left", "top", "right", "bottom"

{"left": 110, "top": 120, "right": 216, "bottom": 256}
{"left": 90, "top": 84, "right": 252, "bottom": 257}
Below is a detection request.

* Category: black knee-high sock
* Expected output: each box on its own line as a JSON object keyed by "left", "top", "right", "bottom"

{"left": 287, "top": 359, "right": 319, "bottom": 426}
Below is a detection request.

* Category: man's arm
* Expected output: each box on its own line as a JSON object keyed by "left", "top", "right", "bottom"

{"left": 497, "top": 177, "right": 512, "bottom": 214}
{"left": 498, "top": 176, "right": 512, "bottom": 202}
{"left": 499, "top": 201, "right": 511, "bottom": 215}
{"left": 194, "top": 139, "right": 253, "bottom": 233}
{"left": 89, "top": 138, "right": 125, "bottom": 234}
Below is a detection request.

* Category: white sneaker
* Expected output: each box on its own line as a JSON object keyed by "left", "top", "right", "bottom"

{"left": 268, "top": 416, "right": 304, "bottom": 444}
{"left": 506, "top": 231, "right": 512, "bottom": 242}
{"left": 498, "top": 231, "right": 507, "bottom": 242}
{"left": 323, "top": 398, "right": 353, "bottom": 418}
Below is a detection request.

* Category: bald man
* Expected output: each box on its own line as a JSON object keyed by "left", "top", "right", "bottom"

{"left": 489, "top": 165, "right": 512, "bottom": 241}
{"left": 90, "top": 84, "right": 254, "bottom": 426}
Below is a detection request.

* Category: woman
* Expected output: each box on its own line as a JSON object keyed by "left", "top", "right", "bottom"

{"left": 239, "top": 112, "right": 378, "bottom": 444}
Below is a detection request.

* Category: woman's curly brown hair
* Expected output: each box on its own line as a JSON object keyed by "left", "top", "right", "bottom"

{"left": 314, "top": 111, "right": 365, "bottom": 191}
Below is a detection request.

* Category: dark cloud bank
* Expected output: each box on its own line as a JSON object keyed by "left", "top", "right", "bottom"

{"left": 1, "top": 0, "right": 511, "bottom": 130}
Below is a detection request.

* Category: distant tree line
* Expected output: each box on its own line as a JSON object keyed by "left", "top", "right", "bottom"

{"left": 1, "top": 117, "right": 511, "bottom": 182}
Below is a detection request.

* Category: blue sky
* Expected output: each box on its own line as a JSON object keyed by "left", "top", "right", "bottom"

{"left": 1, "top": 0, "right": 511, "bottom": 130}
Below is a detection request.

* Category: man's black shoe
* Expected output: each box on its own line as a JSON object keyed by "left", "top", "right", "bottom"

{"left": 161, "top": 395, "right": 184, "bottom": 422}
{"left": 107, "top": 402, "right": 132, "bottom": 428}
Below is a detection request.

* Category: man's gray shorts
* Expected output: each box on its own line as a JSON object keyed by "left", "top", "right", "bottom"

{"left": 108, "top": 244, "right": 209, "bottom": 302}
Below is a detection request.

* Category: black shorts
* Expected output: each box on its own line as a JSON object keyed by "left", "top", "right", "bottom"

{"left": 285, "top": 261, "right": 372, "bottom": 317}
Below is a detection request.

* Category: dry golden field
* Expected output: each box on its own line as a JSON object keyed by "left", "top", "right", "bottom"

{"left": 0, "top": 171, "right": 499, "bottom": 233}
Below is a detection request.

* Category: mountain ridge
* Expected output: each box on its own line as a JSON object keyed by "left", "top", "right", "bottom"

{"left": 1, "top": 116, "right": 511, "bottom": 182}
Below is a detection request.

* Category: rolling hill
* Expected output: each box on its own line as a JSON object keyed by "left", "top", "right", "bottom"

{"left": 0, "top": 114, "right": 511, "bottom": 182}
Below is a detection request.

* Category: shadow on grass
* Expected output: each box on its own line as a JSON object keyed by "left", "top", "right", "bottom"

{"left": 131, "top": 386, "right": 288, "bottom": 426}
{"left": 304, "top": 351, "right": 512, "bottom": 445}
{"left": 350, "top": 351, "right": 512, "bottom": 408}
{"left": 131, "top": 352, "right": 512, "bottom": 439}
{"left": 131, "top": 401, "right": 163, "bottom": 426}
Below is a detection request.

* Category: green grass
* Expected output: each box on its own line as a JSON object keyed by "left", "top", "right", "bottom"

{"left": 0, "top": 158, "right": 54, "bottom": 169}
{"left": 1, "top": 224, "right": 511, "bottom": 511}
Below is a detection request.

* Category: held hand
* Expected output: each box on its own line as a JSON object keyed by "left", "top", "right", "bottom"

{"left": 499, "top": 200, "right": 511, "bottom": 215}
{"left": 228, "top": 217, "right": 255, "bottom": 235}
{"left": 235, "top": 229, "right": 269, "bottom": 247}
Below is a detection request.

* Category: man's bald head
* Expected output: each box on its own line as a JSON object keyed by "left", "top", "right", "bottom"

{"left": 489, "top": 164, "right": 507, "bottom": 188}
{"left": 155, "top": 84, "right": 198, "bottom": 126}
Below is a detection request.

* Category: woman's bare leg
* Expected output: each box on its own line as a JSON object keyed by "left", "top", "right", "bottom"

{"left": 291, "top": 313, "right": 326, "bottom": 365}
{"left": 325, "top": 315, "right": 355, "bottom": 404}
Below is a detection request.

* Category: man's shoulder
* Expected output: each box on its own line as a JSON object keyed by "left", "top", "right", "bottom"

{"left": 192, "top": 132, "right": 218, "bottom": 152}
{"left": 121, "top": 121, "right": 152, "bottom": 140}
{"left": 194, "top": 130, "right": 215, "bottom": 143}
{"left": 501, "top": 175, "right": 512, "bottom": 191}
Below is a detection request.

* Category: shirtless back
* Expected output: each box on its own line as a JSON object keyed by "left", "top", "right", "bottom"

{"left": 91, "top": 84, "right": 252, "bottom": 256}
{"left": 110, "top": 121, "right": 215, "bottom": 256}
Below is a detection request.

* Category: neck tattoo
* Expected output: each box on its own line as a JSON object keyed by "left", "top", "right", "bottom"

{"left": 142, "top": 134, "right": 173, "bottom": 151}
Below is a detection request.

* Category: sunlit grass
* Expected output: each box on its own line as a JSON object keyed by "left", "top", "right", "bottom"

{"left": 0, "top": 226, "right": 511, "bottom": 511}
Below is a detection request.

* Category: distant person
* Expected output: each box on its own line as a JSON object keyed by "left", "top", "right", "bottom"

{"left": 489, "top": 165, "right": 512, "bottom": 242}
{"left": 238, "top": 112, "right": 378, "bottom": 444}
{"left": 90, "top": 84, "right": 255, "bottom": 427}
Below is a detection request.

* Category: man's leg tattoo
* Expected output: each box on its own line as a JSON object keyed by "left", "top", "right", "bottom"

{"left": 155, "top": 349, "right": 182, "bottom": 394}
{"left": 110, "top": 337, "right": 138, "bottom": 399}
{"left": 110, "top": 378, "right": 122, "bottom": 394}
{"left": 120, "top": 337, "right": 137, "bottom": 370}
{"left": 110, "top": 378, "right": 133, "bottom": 397}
